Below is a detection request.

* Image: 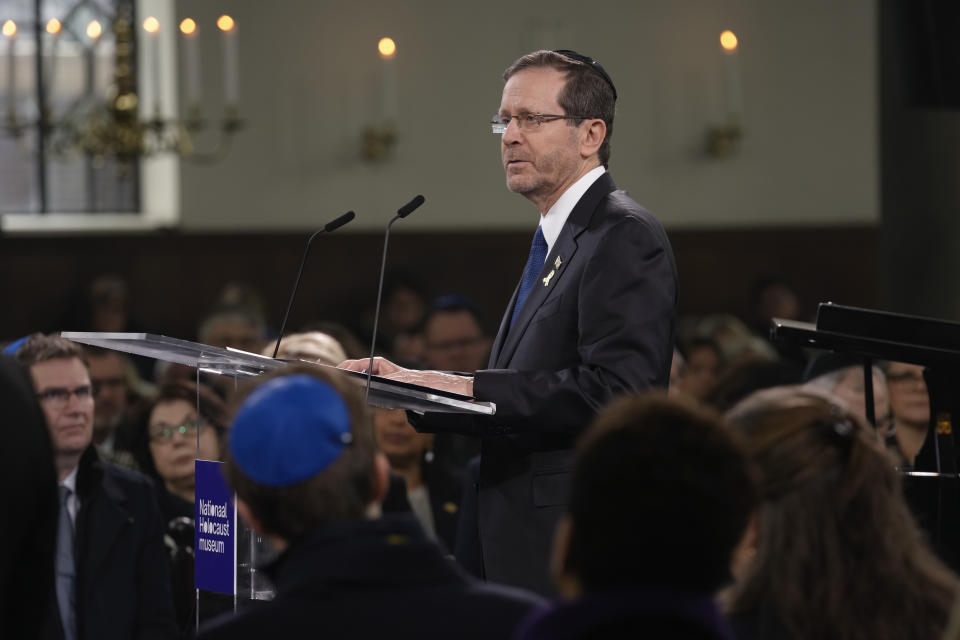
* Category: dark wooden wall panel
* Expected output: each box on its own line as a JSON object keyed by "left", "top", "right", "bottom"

{"left": 0, "top": 225, "right": 879, "bottom": 343}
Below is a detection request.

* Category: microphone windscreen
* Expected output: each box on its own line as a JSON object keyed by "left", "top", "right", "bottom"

{"left": 324, "top": 210, "right": 356, "bottom": 232}
{"left": 397, "top": 195, "right": 425, "bottom": 218}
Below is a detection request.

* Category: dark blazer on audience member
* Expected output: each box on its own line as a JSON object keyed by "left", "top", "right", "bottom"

{"left": 515, "top": 589, "right": 736, "bottom": 640}
{"left": 0, "top": 355, "right": 58, "bottom": 640}
{"left": 198, "top": 515, "right": 544, "bottom": 640}
{"left": 415, "top": 172, "right": 678, "bottom": 594}
{"left": 41, "top": 446, "right": 178, "bottom": 640}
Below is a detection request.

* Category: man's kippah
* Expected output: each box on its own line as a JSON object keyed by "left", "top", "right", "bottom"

{"left": 553, "top": 49, "right": 618, "bottom": 101}
{"left": 230, "top": 375, "right": 353, "bottom": 487}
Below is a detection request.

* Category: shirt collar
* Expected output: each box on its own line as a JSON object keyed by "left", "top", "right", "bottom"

{"left": 539, "top": 165, "right": 606, "bottom": 255}
{"left": 62, "top": 465, "right": 78, "bottom": 494}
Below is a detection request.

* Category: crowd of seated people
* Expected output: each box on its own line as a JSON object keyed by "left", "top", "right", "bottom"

{"left": 4, "top": 272, "right": 959, "bottom": 640}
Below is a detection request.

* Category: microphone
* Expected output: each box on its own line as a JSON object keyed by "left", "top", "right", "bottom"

{"left": 272, "top": 211, "right": 356, "bottom": 359}
{"left": 365, "top": 195, "right": 425, "bottom": 400}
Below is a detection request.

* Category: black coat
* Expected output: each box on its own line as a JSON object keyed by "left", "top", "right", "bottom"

{"left": 42, "top": 447, "right": 178, "bottom": 640}
{"left": 0, "top": 355, "right": 58, "bottom": 639}
{"left": 198, "top": 515, "right": 544, "bottom": 640}
{"left": 515, "top": 589, "right": 736, "bottom": 640}
{"left": 416, "top": 172, "right": 678, "bottom": 594}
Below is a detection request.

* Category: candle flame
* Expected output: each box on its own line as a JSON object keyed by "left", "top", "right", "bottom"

{"left": 86, "top": 20, "right": 102, "bottom": 39}
{"left": 143, "top": 17, "right": 160, "bottom": 34}
{"left": 378, "top": 37, "right": 396, "bottom": 59}
{"left": 46, "top": 19, "right": 61, "bottom": 35}
{"left": 217, "top": 15, "right": 235, "bottom": 32}
{"left": 720, "top": 30, "right": 738, "bottom": 52}
{"left": 2, "top": 20, "right": 16, "bottom": 38}
{"left": 180, "top": 18, "right": 197, "bottom": 35}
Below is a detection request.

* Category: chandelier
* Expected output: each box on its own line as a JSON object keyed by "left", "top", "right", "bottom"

{"left": 1, "top": 1, "right": 242, "bottom": 172}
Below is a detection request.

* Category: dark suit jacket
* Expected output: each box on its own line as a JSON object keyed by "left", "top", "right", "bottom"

{"left": 42, "top": 446, "right": 178, "bottom": 640}
{"left": 0, "top": 355, "right": 58, "bottom": 640}
{"left": 198, "top": 515, "right": 544, "bottom": 640}
{"left": 417, "top": 172, "right": 677, "bottom": 594}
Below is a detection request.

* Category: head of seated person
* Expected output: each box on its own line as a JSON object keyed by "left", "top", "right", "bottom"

{"left": 198, "top": 304, "right": 265, "bottom": 354}
{"left": 223, "top": 363, "right": 387, "bottom": 551}
{"left": 137, "top": 381, "right": 226, "bottom": 507}
{"left": 803, "top": 352, "right": 892, "bottom": 442}
{"left": 523, "top": 394, "right": 757, "bottom": 638}
{"left": 265, "top": 331, "right": 347, "bottom": 367}
{"left": 724, "top": 386, "right": 959, "bottom": 639}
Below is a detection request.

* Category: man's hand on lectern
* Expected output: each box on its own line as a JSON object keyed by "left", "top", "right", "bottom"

{"left": 338, "top": 357, "right": 475, "bottom": 397}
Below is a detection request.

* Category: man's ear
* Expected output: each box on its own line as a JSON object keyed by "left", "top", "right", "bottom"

{"left": 371, "top": 452, "right": 391, "bottom": 505}
{"left": 579, "top": 119, "right": 607, "bottom": 160}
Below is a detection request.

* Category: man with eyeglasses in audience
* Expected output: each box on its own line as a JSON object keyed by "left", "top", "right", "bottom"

{"left": 15, "top": 333, "right": 176, "bottom": 640}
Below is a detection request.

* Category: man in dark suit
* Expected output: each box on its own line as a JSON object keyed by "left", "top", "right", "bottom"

{"left": 199, "top": 364, "right": 543, "bottom": 640}
{"left": 16, "top": 334, "right": 177, "bottom": 640}
{"left": 342, "top": 49, "right": 677, "bottom": 594}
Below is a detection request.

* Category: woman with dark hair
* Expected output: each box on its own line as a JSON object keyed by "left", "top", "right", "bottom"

{"left": 725, "top": 386, "right": 958, "bottom": 640}
{"left": 133, "top": 381, "right": 227, "bottom": 522}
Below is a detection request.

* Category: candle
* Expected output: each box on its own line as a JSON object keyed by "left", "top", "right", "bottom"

{"left": 218, "top": 15, "right": 238, "bottom": 107}
{"left": 179, "top": 18, "right": 201, "bottom": 108}
{"left": 143, "top": 17, "right": 161, "bottom": 118}
{"left": 720, "top": 30, "right": 742, "bottom": 124}
{"left": 3, "top": 20, "right": 16, "bottom": 118}
{"left": 378, "top": 37, "right": 397, "bottom": 123}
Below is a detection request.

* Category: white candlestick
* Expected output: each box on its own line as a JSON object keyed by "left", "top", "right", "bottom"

{"left": 149, "top": 29, "right": 161, "bottom": 118}
{"left": 722, "top": 48, "right": 742, "bottom": 124}
{"left": 382, "top": 55, "right": 397, "bottom": 123}
{"left": 222, "top": 23, "right": 238, "bottom": 107}
{"left": 6, "top": 30, "right": 16, "bottom": 117}
{"left": 183, "top": 29, "right": 201, "bottom": 107}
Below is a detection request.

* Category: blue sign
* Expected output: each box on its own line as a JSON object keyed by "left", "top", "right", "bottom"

{"left": 194, "top": 460, "right": 235, "bottom": 594}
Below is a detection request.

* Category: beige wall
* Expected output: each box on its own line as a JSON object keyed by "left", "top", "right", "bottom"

{"left": 178, "top": 0, "right": 878, "bottom": 232}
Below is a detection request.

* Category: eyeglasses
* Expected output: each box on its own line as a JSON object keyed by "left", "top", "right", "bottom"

{"left": 36, "top": 385, "right": 93, "bottom": 409}
{"left": 887, "top": 371, "right": 925, "bottom": 386}
{"left": 491, "top": 112, "right": 596, "bottom": 134}
{"left": 149, "top": 421, "right": 200, "bottom": 443}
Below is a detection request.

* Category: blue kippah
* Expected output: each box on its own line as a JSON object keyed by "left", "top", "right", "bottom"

{"left": 2, "top": 336, "right": 28, "bottom": 355}
{"left": 230, "top": 375, "right": 353, "bottom": 487}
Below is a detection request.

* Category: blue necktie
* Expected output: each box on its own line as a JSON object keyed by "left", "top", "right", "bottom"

{"left": 510, "top": 225, "right": 548, "bottom": 329}
{"left": 56, "top": 485, "right": 77, "bottom": 640}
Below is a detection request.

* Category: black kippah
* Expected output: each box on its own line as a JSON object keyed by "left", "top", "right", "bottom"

{"left": 553, "top": 49, "right": 618, "bottom": 101}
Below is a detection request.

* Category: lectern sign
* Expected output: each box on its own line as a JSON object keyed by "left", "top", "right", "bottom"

{"left": 194, "top": 460, "right": 236, "bottom": 594}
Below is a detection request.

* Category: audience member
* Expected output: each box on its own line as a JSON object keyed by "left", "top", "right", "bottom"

{"left": 725, "top": 386, "right": 958, "bottom": 640}
{"left": 266, "top": 330, "right": 347, "bottom": 366}
{"left": 803, "top": 352, "right": 893, "bottom": 446}
{"left": 675, "top": 337, "right": 724, "bottom": 402}
{"left": 132, "top": 380, "right": 226, "bottom": 523}
{"left": 706, "top": 354, "right": 803, "bottom": 412}
{"left": 0, "top": 355, "right": 58, "bottom": 639}
{"left": 85, "top": 346, "right": 144, "bottom": 469}
{"left": 301, "top": 321, "right": 367, "bottom": 359}
{"left": 420, "top": 294, "right": 491, "bottom": 473}
{"left": 373, "top": 408, "right": 463, "bottom": 552}
{"left": 884, "top": 361, "right": 930, "bottom": 467}
{"left": 198, "top": 303, "right": 266, "bottom": 354}
{"left": 15, "top": 334, "right": 177, "bottom": 640}
{"left": 199, "top": 364, "right": 543, "bottom": 639}
{"left": 421, "top": 295, "right": 492, "bottom": 373}
{"left": 517, "top": 394, "right": 757, "bottom": 639}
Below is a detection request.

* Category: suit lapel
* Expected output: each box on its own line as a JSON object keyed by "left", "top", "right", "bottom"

{"left": 488, "top": 283, "right": 519, "bottom": 367}
{"left": 492, "top": 172, "right": 617, "bottom": 369}
{"left": 77, "top": 466, "right": 130, "bottom": 586}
